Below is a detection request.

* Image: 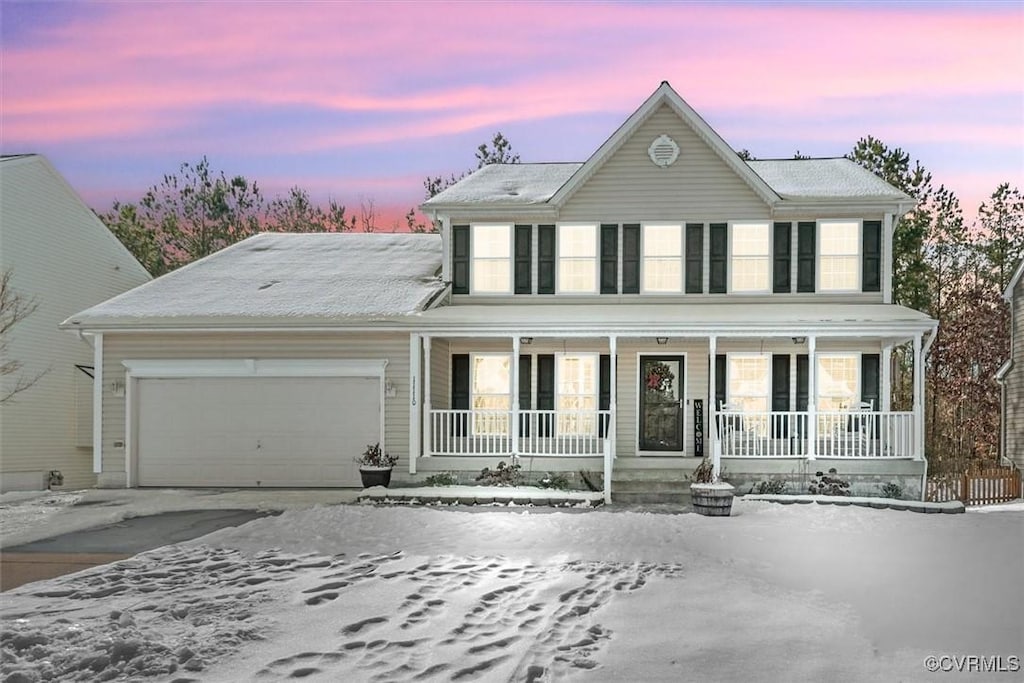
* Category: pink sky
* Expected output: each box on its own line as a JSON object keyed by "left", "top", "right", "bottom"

{"left": 2, "top": 1, "right": 1021, "bottom": 228}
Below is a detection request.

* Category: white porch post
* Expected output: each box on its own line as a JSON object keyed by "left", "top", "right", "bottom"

{"left": 807, "top": 335, "right": 817, "bottom": 461}
{"left": 609, "top": 335, "right": 618, "bottom": 461}
{"left": 92, "top": 333, "right": 104, "bottom": 474}
{"left": 422, "top": 335, "right": 432, "bottom": 458}
{"left": 913, "top": 333, "right": 924, "bottom": 461}
{"left": 881, "top": 345, "right": 892, "bottom": 412}
{"left": 709, "top": 335, "right": 719, "bottom": 477}
{"left": 409, "top": 334, "right": 421, "bottom": 474}
{"left": 512, "top": 336, "right": 521, "bottom": 457}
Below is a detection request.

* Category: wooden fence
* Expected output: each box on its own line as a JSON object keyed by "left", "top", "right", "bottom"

{"left": 926, "top": 466, "right": 1022, "bottom": 505}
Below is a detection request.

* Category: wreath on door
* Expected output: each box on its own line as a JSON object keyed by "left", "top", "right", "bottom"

{"left": 645, "top": 362, "right": 675, "bottom": 394}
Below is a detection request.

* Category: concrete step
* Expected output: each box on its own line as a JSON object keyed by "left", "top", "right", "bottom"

{"left": 612, "top": 491, "right": 692, "bottom": 505}
{"left": 610, "top": 480, "right": 693, "bottom": 493}
{"left": 611, "top": 468, "right": 698, "bottom": 483}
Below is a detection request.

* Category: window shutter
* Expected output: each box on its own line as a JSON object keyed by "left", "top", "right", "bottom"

{"left": 537, "top": 354, "right": 555, "bottom": 436}
{"left": 599, "top": 354, "right": 611, "bottom": 437}
{"left": 519, "top": 354, "right": 532, "bottom": 436}
{"left": 771, "top": 354, "right": 791, "bottom": 437}
{"left": 797, "top": 221, "right": 816, "bottom": 293}
{"left": 709, "top": 223, "right": 727, "bottom": 293}
{"left": 621, "top": 224, "right": 640, "bottom": 294}
{"left": 537, "top": 225, "right": 555, "bottom": 294}
{"left": 796, "top": 354, "right": 809, "bottom": 411}
{"left": 862, "top": 220, "right": 881, "bottom": 292}
{"left": 773, "top": 222, "right": 792, "bottom": 293}
{"left": 685, "top": 223, "right": 704, "bottom": 293}
{"left": 715, "top": 354, "right": 727, "bottom": 410}
{"left": 600, "top": 224, "right": 619, "bottom": 294}
{"left": 861, "top": 354, "right": 880, "bottom": 410}
{"left": 451, "top": 354, "right": 470, "bottom": 436}
{"left": 514, "top": 225, "right": 532, "bottom": 294}
{"left": 452, "top": 225, "right": 470, "bottom": 294}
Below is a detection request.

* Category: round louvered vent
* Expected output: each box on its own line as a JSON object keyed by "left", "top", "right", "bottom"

{"left": 648, "top": 134, "right": 680, "bottom": 168}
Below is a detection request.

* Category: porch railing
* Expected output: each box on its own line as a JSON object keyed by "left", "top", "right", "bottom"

{"left": 718, "top": 410, "right": 915, "bottom": 459}
{"left": 429, "top": 409, "right": 611, "bottom": 457}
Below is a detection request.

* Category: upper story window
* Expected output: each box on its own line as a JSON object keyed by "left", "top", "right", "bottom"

{"left": 558, "top": 224, "right": 597, "bottom": 294}
{"left": 819, "top": 221, "right": 860, "bottom": 292}
{"left": 471, "top": 224, "right": 511, "bottom": 294}
{"left": 730, "top": 222, "right": 770, "bottom": 293}
{"left": 642, "top": 224, "right": 683, "bottom": 292}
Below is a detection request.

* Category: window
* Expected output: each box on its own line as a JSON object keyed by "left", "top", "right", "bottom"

{"left": 471, "top": 354, "right": 510, "bottom": 434}
{"left": 819, "top": 221, "right": 860, "bottom": 291}
{"left": 471, "top": 224, "right": 511, "bottom": 293}
{"left": 558, "top": 224, "right": 597, "bottom": 293}
{"left": 557, "top": 354, "right": 598, "bottom": 434}
{"left": 727, "top": 354, "right": 770, "bottom": 414}
{"left": 730, "top": 222, "right": 770, "bottom": 292}
{"left": 817, "top": 354, "right": 858, "bottom": 412}
{"left": 642, "top": 224, "right": 683, "bottom": 292}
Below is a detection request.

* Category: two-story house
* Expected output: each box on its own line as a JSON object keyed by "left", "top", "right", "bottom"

{"left": 63, "top": 82, "right": 937, "bottom": 499}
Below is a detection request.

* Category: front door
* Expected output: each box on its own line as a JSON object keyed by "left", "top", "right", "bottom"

{"left": 639, "top": 355, "right": 685, "bottom": 452}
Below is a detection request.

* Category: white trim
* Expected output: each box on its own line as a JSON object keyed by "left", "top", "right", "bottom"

{"left": 708, "top": 336, "right": 718, "bottom": 476}
{"left": 635, "top": 351, "right": 688, "bottom": 456}
{"left": 817, "top": 219, "right": 863, "bottom": 293}
{"left": 640, "top": 222, "right": 685, "bottom": 294}
{"left": 423, "top": 336, "right": 433, "bottom": 457}
{"left": 1004, "top": 258, "right": 1024, "bottom": 302}
{"left": 125, "top": 371, "right": 133, "bottom": 487}
{"left": 609, "top": 336, "right": 618, "bottom": 461}
{"left": 728, "top": 221, "right": 772, "bottom": 294}
{"left": 440, "top": 214, "right": 451, "bottom": 284}
{"left": 92, "top": 333, "right": 103, "bottom": 474}
{"left": 120, "top": 358, "right": 387, "bottom": 378}
{"left": 409, "top": 334, "right": 421, "bottom": 475}
{"left": 555, "top": 223, "right": 599, "bottom": 295}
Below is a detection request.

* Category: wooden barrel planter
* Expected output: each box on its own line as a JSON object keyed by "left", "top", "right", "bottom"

{"left": 359, "top": 466, "right": 393, "bottom": 488}
{"left": 690, "top": 483, "right": 735, "bottom": 516}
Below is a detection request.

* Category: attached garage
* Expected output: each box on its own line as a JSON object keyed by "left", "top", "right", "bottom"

{"left": 125, "top": 359, "right": 386, "bottom": 488}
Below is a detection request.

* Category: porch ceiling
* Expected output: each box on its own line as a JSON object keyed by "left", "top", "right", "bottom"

{"left": 414, "top": 302, "right": 936, "bottom": 338}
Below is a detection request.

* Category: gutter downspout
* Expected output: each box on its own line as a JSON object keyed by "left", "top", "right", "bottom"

{"left": 919, "top": 326, "right": 938, "bottom": 501}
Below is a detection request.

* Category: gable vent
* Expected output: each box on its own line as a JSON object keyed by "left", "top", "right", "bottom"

{"left": 648, "top": 134, "right": 680, "bottom": 168}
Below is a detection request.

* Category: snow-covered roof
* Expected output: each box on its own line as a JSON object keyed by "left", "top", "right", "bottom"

{"left": 63, "top": 233, "right": 445, "bottom": 329}
{"left": 747, "top": 158, "right": 913, "bottom": 201}
{"left": 422, "top": 158, "right": 910, "bottom": 208}
{"left": 424, "top": 163, "right": 581, "bottom": 206}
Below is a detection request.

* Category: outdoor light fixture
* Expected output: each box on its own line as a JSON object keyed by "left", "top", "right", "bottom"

{"left": 656, "top": 337, "right": 669, "bottom": 345}
{"left": 792, "top": 336, "right": 807, "bottom": 345}
{"left": 520, "top": 337, "right": 533, "bottom": 345}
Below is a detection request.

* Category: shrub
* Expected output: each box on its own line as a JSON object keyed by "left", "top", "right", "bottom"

{"left": 475, "top": 461, "right": 522, "bottom": 487}
{"left": 424, "top": 472, "right": 458, "bottom": 487}
{"left": 691, "top": 458, "right": 715, "bottom": 484}
{"left": 808, "top": 468, "right": 850, "bottom": 496}
{"left": 753, "top": 479, "right": 788, "bottom": 495}
{"left": 880, "top": 481, "right": 905, "bottom": 499}
{"left": 538, "top": 472, "right": 571, "bottom": 490}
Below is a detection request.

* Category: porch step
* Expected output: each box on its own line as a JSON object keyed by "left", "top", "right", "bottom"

{"left": 611, "top": 489, "right": 692, "bottom": 505}
{"left": 611, "top": 470, "right": 694, "bottom": 505}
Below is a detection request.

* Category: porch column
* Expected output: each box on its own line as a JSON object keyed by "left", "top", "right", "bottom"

{"left": 511, "top": 337, "right": 521, "bottom": 457}
{"left": 609, "top": 335, "right": 618, "bottom": 460}
{"left": 807, "top": 335, "right": 817, "bottom": 461}
{"left": 409, "top": 334, "right": 421, "bottom": 474}
{"left": 422, "top": 335, "right": 432, "bottom": 458}
{"left": 709, "top": 335, "right": 719, "bottom": 477}
{"left": 913, "top": 333, "right": 924, "bottom": 461}
{"left": 881, "top": 345, "right": 892, "bottom": 412}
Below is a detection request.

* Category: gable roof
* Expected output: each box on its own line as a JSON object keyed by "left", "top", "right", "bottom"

{"left": 62, "top": 233, "right": 445, "bottom": 330}
{"left": 1004, "top": 259, "right": 1024, "bottom": 301}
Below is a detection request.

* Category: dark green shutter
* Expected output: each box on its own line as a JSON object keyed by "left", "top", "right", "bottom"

{"left": 861, "top": 354, "right": 880, "bottom": 410}
{"left": 537, "top": 354, "right": 555, "bottom": 436}
{"left": 622, "top": 224, "right": 640, "bottom": 294}
{"left": 451, "top": 354, "right": 470, "bottom": 436}
{"left": 514, "top": 225, "right": 532, "bottom": 294}
{"left": 773, "top": 222, "right": 792, "bottom": 293}
{"left": 600, "top": 224, "right": 618, "bottom": 294}
{"left": 599, "top": 354, "right": 611, "bottom": 437}
{"left": 715, "top": 354, "right": 727, "bottom": 411}
{"left": 863, "top": 220, "right": 882, "bottom": 292}
{"left": 537, "top": 225, "right": 555, "bottom": 294}
{"left": 519, "top": 354, "right": 532, "bottom": 435}
{"left": 796, "top": 355, "right": 809, "bottom": 411}
{"left": 771, "top": 354, "right": 790, "bottom": 437}
{"left": 709, "top": 223, "right": 727, "bottom": 293}
{"left": 685, "top": 223, "right": 703, "bottom": 293}
{"left": 452, "top": 225, "right": 470, "bottom": 294}
{"left": 797, "top": 221, "right": 816, "bottom": 293}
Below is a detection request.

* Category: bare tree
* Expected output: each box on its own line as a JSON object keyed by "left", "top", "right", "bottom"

{"left": 358, "top": 196, "right": 377, "bottom": 233}
{"left": 0, "top": 270, "right": 46, "bottom": 402}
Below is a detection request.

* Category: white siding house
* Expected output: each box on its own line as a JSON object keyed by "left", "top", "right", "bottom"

{"left": 1, "top": 155, "right": 151, "bottom": 491}
{"left": 65, "top": 83, "right": 938, "bottom": 499}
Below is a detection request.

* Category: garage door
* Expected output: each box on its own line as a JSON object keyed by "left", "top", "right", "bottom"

{"left": 135, "top": 376, "right": 380, "bottom": 487}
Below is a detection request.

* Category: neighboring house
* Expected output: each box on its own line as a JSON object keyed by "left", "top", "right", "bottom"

{"left": 1, "top": 154, "right": 151, "bottom": 492}
{"left": 996, "top": 259, "right": 1023, "bottom": 470}
{"left": 63, "top": 82, "right": 937, "bottom": 498}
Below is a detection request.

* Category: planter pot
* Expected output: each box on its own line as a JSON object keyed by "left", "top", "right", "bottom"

{"left": 359, "top": 466, "right": 393, "bottom": 488}
{"left": 690, "top": 482, "right": 735, "bottom": 517}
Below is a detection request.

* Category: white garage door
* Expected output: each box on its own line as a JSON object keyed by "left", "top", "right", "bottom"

{"left": 135, "top": 376, "right": 380, "bottom": 487}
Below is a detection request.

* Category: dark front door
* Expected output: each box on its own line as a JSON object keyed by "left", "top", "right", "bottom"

{"left": 639, "top": 355, "right": 685, "bottom": 452}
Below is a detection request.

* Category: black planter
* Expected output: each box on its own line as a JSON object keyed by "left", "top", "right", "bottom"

{"left": 359, "top": 467, "right": 393, "bottom": 488}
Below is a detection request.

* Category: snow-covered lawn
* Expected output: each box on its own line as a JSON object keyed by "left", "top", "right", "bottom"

{"left": 2, "top": 498, "right": 1021, "bottom": 682}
